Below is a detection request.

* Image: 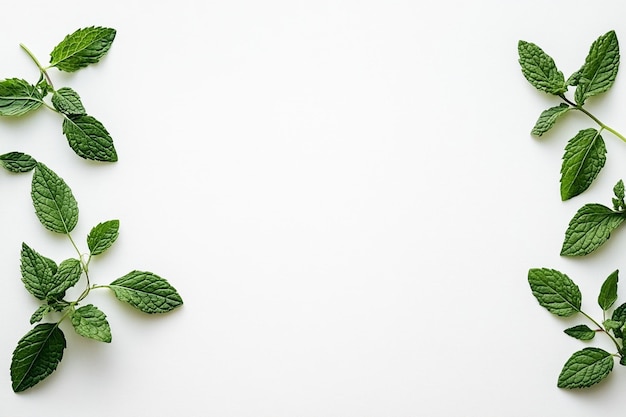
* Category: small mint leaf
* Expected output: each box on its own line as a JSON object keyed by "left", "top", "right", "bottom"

{"left": 0, "top": 78, "right": 43, "bottom": 116}
{"left": 557, "top": 347, "right": 614, "bottom": 389}
{"left": 560, "top": 203, "right": 624, "bottom": 256}
{"left": 31, "top": 163, "right": 79, "bottom": 234}
{"left": 575, "top": 30, "right": 620, "bottom": 105}
{"left": 109, "top": 271, "right": 183, "bottom": 314}
{"left": 528, "top": 268, "right": 581, "bottom": 316}
{"left": 48, "top": 258, "right": 82, "bottom": 298}
{"left": 49, "top": 27, "right": 116, "bottom": 72}
{"left": 560, "top": 128, "right": 606, "bottom": 201}
{"left": 87, "top": 220, "right": 120, "bottom": 256}
{"left": 11, "top": 324, "right": 66, "bottom": 392}
{"left": 531, "top": 103, "right": 570, "bottom": 136}
{"left": 0, "top": 152, "right": 37, "bottom": 173}
{"left": 29, "top": 304, "right": 51, "bottom": 325}
{"left": 518, "top": 40, "right": 567, "bottom": 95}
{"left": 71, "top": 304, "right": 111, "bottom": 343}
{"left": 566, "top": 67, "right": 583, "bottom": 87}
{"left": 599, "top": 270, "right": 619, "bottom": 310}
{"left": 611, "top": 303, "right": 626, "bottom": 338}
{"left": 564, "top": 324, "right": 596, "bottom": 341}
{"left": 51, "top": 87, "right": 85, "bottom": 115}
{"left": 62, "top": 114, "right": 117, "bottom": 162}
{"left": 20, "top": 243, "right": 58, "bottom": 301}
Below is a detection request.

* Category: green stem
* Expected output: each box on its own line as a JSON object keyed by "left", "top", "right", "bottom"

{"left": 559, "top": 94, "right": 626, "bottom": 143}
{"left": 19, "top": 43, "right": 54, "bottom": 89}
{"left": 581, "top": 310, "right": 622, "bottom": 353}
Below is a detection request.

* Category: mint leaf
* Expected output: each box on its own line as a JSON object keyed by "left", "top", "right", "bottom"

{"left": 71, "top": 304, "right": 111, "bottom": 343}
{"left": 560, "top": 128, "right": 607, "bottom": 200}
{"left": 0, "top": 78, "right": 43, "bottom": 116}
{"left": 518, "top": 40, "right": 567, "bottom": 95}
{"left": 51, "top": 87, "right": 85, "bottom": 116}
{"left": 49, "top": 27, "right": 116, "bottom": 72}
{"left": 560, "top": 204, "right": 624, "bottom": 256}
{"left": 109, "top": 271, "right": 184, "bottom": 314}
{"left": 575, "top": 30, "right": 620, "bottom": 105}
{"left": 20, "top": 243, "right": 57, "bottom": 301}
{"left": 48, "top": 258, "right": 82, "bottom": 298}
{"left": 557, "top": 347, "right": 614, "bottom": 388}
{"left": 531, "top": 103, "right": 570, "bottom": 136}
{"left": 566, "top": 67, "right": 583, "bottom": 87}
{"left": 614, "top": 180, "right": 626, "bottom": 211}
{"left": 599, "top": 270, "right": 619, "bottom": 310}
{"left": 611, "top": 303, "right": 626, "bottom": 338}
{"left": 528, "top": 268, "right": 581, "bottom": 316}
{"left": 62, "top": 114, "right": 118, "bottom": 162}
{"left": 0, "top": 152, "right": 37, "bottom": 172}
{"left": 31, "top": 163, "right": 79, "bottom": 234}
{"left": 87, "top": 220, "right": 120, "bottom": 256}
{"left": 11, "top": 323, "right": 66, "bottom": 392}
{"left": 29, "top": 304, "right": 51, "bottom": 325}
{"left": 564, "top": 324, "right": 596, "bottom": 341}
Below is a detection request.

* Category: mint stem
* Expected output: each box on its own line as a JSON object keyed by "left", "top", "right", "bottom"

{"left": 559, "top": 94, "right": 626, "bottom": 143}
{"left": 581, "top": 309, "right": 622, "bottom": 352}
{"left": 19, "top": 43, "right": 54, "bottom": 89}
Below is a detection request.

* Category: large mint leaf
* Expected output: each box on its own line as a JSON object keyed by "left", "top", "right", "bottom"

{"left": 518, "top": 40, "right": 567, "bottom": 95}
{"left": 31, "top": 163, "right": 78, "bottom": 234}
{"left": 51, "top": 87, "right": 85, "bottom": 116}
{"left": 575, "top": 30, "right": 620, "bottom": 105}
{"left": 531, "top": 103, "right": 570, "bottom": 136}
{"left": 109, "top": 271, "right": 183, "bottom": 314}
{"left": 564, "top": 325, "right": 596, "bottom": 341}
{"left": 557, "top": 347, "right": 613, "bottom": 388}
{"left": 560, "top": 128, "right": 606, "bottom": 201}
{"left": 62, "top": 114, "right": 117, "bottom": 162}
{"left": 528, "top": 268, "right": 581, "bottom": 316}
{"left": 561, "top": 204, "right": 624, "bottom": 256}
{"left": 87, "top": 220, "right": 120, "bottom": 256}
{"left": 0, "top": 78, "right": 43, "bottom": 116}
{"left": 11, "top": 324, "right": 66, "bottom": 392}
{"left": 71, "top": 304, "right": 112, "bottom": 343}
{"left": 20, "top": 243, "right": 57, "bottom": 301}
{"left": 0, "top": 152, "right": 37, "bottom": 173}
{"left": 49, "top": 27, "right": 116, "bottom": 72}
{"left": 599, "top": 270, "right": 619, "bottom": 311}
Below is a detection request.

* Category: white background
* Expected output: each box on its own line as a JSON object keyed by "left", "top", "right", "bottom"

{"left": 2, "top": 0, "right": 626, "bottom": 415}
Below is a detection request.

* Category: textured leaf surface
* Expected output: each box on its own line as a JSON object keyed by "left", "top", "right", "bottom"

{"left": 518, "top": 40, "right": 566, "bottom": 94}
{"left": 560, "top": 129, "right": 606, "bottom": 200}
{"left": 71, "top": 304, "right": 111, "bottom": 343}
{"left": 564, "top": 324, "right": 596, "bottom": 341}
{"left": 49, "top": 27, "right": 116, "bottom": 72}
{"left": 48, "top": 258, "right": 82, "bottom": 297}
{"left": 558, "top": 348, "right": 613, "bottom": 388}
{"left": 611, "top": 303, "right": 626, "bottom": 338}
{"left": 29, "top": 304, "right": 51, "bottom": 325}
{"left": 531, "top": 103, "right": 570, "bottom": 136}
{"left": 11, "top": 324, "right": 66, "bottom": 392}
{"left": 528, "top": 268, "right": 581, "bottom": 316}
{"left": 561, "top": 204, "right": 624, "bottom": 256}
{"left": 62, "top": 114, "right": 117, "bottom": 162}
{"left": 31, "top": 163, "right": 78, "bottom": 234}
{"left": 51, "top": 87, "right": 85, "bottom": 115}
{"left": 0, "top": 78, "right": 43, "bottom": 116}
{"left": 110, "top": 271, "right": 183, "bottom": 313}
{"left": 20, "top": 243, "right": 57, "bottom": 301}
{"left": 0, "top": 152, "right": 37, "bottom": 173}
{"left": 575, "top": 30, "right": 620, "bottom": 105}
{"left": 599, "top": 270, "right": 619, "bottom": 311}
{"left": 87, "top": 220, "right": 120, "bottom": 255}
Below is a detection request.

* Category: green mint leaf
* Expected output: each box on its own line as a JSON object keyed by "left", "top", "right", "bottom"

{"left": 603, "top": 319, "right": 622, "bottom": 331}
{"left": 48, "top": 258, "right": 82, "bottom": 298}
{"left": 20, "top": 243, "right": 57, "bottom": 301}
{"left": 575, "top": 30, "right": 620, "bottom": 105}
{"left": 613, "top": 180, "right": 626, "bottom": 211}
{"left": 51, "top": 87, "right": 85, "bottom": 116}
{"left": 518, "top": 40, "right": 567, "bottom": 95}
{"left": 62, "top": 114, "right": 118, "bottom": 162}
{"left": 49, "top": 27, "right": 116, "bottom": 72}
{"left": 531, "top": 103, "right": 570, "bottom": 136}
{"left": 611, "top": 303, "right": 626, "bottom": 338}
{"left": 599, "top": 270, "right": 619, "bottom": 310}
{"left": 528, "top": 268, "right": 581, "bottom": 316}
{"left": 560, "top": 129, "right": 606, "bottom": 200}
{"left": 31, "top": 163, "right": 79, "bottom": 234}
{"left": 564, "top": 324, "right": 596, "bottom": 341}
{"left": 566, "top": 67, "right": 583, "bottom": 87}
{"left": 0, "top": 152, "right": 37, "bottom": 172}
{"left": 71, "top": 304, "right": 112, "bottom": 343}
{"left": 29, "top": 304, "right": 51, "bottom": 325}
{"left": 557, "top": 347, "right": 614, "bottom": 389}
{"left": 0, "top": 78, "right": 43, "bottom": 116}
{"left": 109, "top": 271, "right": 184, "bottom": 314}
{"left": 560, "top": 203, "right": 624, "bottom": 256}
{"left": 87, "top": 220, "right": 120, "bottom": 256}
{"left": 11, "top": 323, "right": 66, "bottom": 392}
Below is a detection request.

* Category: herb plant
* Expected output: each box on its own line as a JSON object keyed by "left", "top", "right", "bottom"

{"left": 0, "top": 28, "right": 183, "bottom": 392}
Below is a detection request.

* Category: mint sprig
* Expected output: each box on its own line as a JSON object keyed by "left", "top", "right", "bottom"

{"left": 519, "top": 30, "right": 623, "bottom": 200}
